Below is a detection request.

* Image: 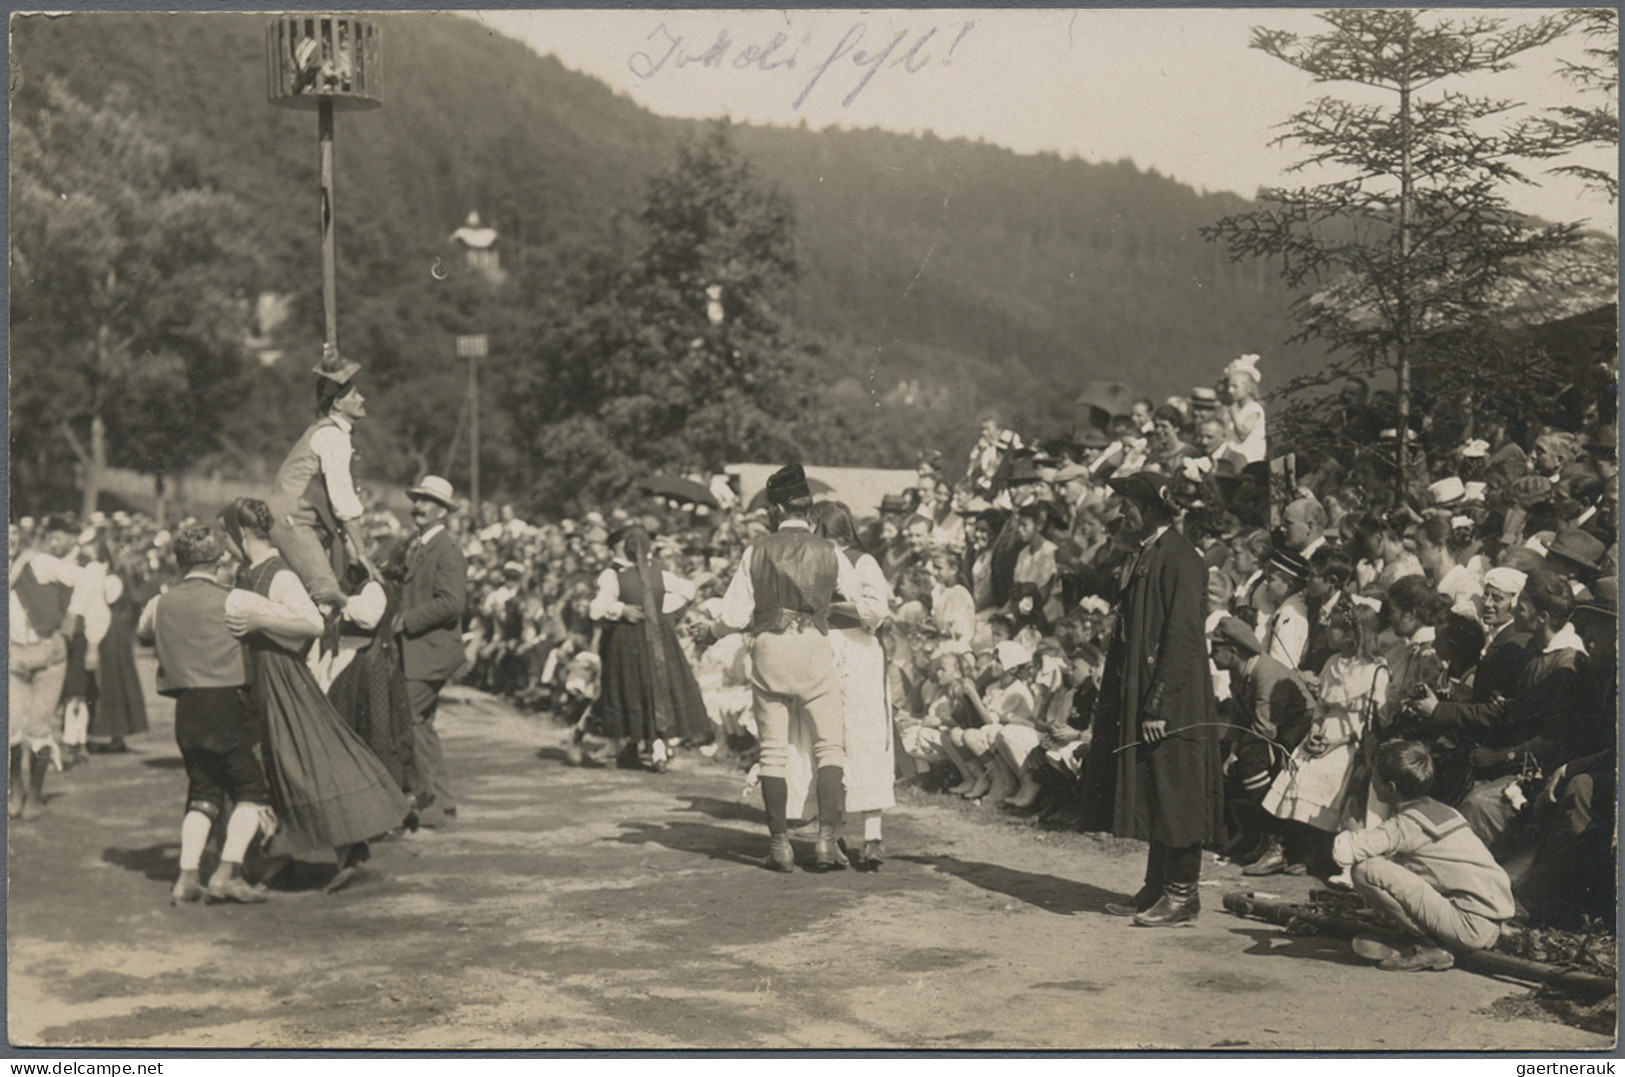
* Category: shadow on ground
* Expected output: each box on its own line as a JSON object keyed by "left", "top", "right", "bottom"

{"left": 895, "top": 853, "right": 1118, "bottom": 914}
{"left": 608, "top": 819, "right": 766, "bottom": 868}
{"left": 1228, "top": 926, "right": 1368, "bottom": 968}
{"left": 101, "top": 843, "right": 179, "bottom": 883}
{"left": 674, "top": 794, "right": 761, "bottom": 825}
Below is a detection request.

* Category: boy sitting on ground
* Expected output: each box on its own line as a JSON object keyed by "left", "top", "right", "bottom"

{"left": 1334, "top": 740, "right": 1515, "bottom": 972}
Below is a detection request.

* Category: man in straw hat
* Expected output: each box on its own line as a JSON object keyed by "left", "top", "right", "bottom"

{"left": 697, "top": 464, "right": 863, "bottom": 872}
{"left": 1083, "top": 472, "right": 1223, "bottom": 926}
{"left": 266, "top": 345, "right": 382, "bottom": 610}
{"left": 394, "top": 475, "right": 468, "bottom": 829}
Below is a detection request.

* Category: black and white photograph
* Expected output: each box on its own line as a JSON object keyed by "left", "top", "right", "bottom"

{"left": 6, "top": 6, "right": 1619, "bottom": 1052}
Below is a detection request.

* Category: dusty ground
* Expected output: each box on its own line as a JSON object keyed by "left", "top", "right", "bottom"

{"left": 7, "top": 656, "right": 1616, "bottom": 1051}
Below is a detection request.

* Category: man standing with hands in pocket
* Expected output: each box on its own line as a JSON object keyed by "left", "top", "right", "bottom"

{"left": 1083, "top": 472, "right": 1224, "bottom": 926}
{"left": 395, "top": 476, "right": 468, "bottom": 829}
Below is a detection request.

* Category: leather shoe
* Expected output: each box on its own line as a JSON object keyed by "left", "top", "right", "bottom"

{"left": 861, "top": 839, "right": 884, "bottom": 873}
{"left": 1133, "top": 884, "right": 1200, "bottom": 927}
{"left": 207, "top": 874, "right": 269, "bottom": 905}
{"left": 170, "top": 869, "right": 206, "bottom": 905}
{"left": 1105, "top": 883, "right": 1161, "bottom": 917}
{"left": 1379, "top": 942, "right": 1454, "bottom": 972}
{"left": 762, "top": 834, "right": 795, "bottom": 873}
{"left": 1352, "top": 933, "right": 1407, "bottom": 963}
{"left": 812, "top": 827, "right": 849, "bottom": 871}
{"left": 1242, "top": 837, "right": 1288, "bottom": 876}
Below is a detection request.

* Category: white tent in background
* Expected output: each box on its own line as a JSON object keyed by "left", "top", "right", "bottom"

{"left": 724, "top": 464, "right": 922, "bottom": 519}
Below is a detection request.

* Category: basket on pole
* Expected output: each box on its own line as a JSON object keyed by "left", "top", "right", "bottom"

{"left": 266, "top": 15, "right": 383, "bottom": 111}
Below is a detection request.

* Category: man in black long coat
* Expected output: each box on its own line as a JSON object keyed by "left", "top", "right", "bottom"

{"left": 1083, "top": 472, "right": 1224, "bottom": 926}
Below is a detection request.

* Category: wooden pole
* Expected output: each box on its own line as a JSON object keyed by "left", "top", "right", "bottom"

{"left": 469, "top": 351, "right": 481, "bottom": 515}
{"left": 319, "top": 98, "right": 338, "bottom": 353}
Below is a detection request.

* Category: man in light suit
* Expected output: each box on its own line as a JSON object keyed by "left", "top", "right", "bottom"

{"left": 394, "top": 475, "right": 468, "bottom": 828}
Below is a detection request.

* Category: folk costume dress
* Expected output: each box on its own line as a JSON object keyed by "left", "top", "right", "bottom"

{"left": 238, "top": 554, "right": 410, "bottom": 856}
{"left": 790, "top": 545, "right": 893, "bottom": 819}
{"left": 326, "top": 580, "right": 415, "bottom": 791}
{"left": 588, "top": 556, "right": 710, "bottom": 746}
{"left": 831, "top": 545, "right": 893, "bottom": 813}
{"left": 89, "top": 572, "right": 149, "bottom": 742}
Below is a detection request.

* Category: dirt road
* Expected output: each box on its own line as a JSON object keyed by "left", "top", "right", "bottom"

{"left": 7, "top": 658, "right": 1613, "bottom": 1050}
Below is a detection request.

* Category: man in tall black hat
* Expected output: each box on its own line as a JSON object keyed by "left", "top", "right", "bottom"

{"left": 699, "top": 464, "right": 862, "bottom": 872}
{"left": 1082, "top": 472, "right": 1223, "bottom": 926}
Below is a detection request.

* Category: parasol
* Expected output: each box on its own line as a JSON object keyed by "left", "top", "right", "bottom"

{"left": 636, "top": 475, "right": 721, "bottom": 509}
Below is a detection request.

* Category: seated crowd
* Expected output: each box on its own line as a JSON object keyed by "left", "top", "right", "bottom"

{"left": 14, "top": 351, "right": 1616, "bottom": 936}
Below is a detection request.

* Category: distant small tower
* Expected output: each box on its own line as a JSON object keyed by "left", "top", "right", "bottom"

{"left": 449, "top": 211, "right": 504, "bottom": 283}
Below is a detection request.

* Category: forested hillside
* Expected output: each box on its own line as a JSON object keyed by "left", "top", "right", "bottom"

{"left": 10, "top": 11, "right": 1320, "bottom": 510}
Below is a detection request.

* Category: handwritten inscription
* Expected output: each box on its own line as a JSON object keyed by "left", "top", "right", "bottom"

{"left": 628, "top": 20, "right": 975, "bottom": 110}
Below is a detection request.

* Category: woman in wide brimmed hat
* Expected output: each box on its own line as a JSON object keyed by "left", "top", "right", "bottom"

{"left": 265, "top": 346, "right": 381, "bottom": 609}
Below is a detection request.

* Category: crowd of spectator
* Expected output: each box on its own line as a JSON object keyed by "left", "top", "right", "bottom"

{"left": 13, "top": 349, "right": 1617, "bottom": 931}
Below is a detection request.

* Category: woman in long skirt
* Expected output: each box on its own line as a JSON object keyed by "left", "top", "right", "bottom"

{"left": 812, "top": 500, "right": 894, "bottom": 871}
{"left": 89, "top": 544, "right": 149, "bottom": 753}
{"left": 587, "top": 526, "right": 709, "bottom": 770}
{"left": 325, "top": 556, "right": 416, "bottom": 793}
{"left": 220, "top": 498, "right": 412, "bottom": 893}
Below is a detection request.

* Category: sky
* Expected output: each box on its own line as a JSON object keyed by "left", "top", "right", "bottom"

{"left": 468, "top": 7, "right": 1618, "bottom": 234}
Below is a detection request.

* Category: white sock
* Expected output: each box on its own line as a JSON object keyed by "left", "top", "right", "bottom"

{"left": 62, "top": 701, "right": 90, "bottom": 748}
{"left": 861, "top": 811, "right": 883, "bottom": 843}
{"left": 220, "top": 803, "right": 263, "bottom": 865}
{"left": 179, "top": 811, "right": 212, "bottom": 871}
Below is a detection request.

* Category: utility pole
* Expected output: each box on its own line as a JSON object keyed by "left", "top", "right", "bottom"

{"left": 456, "top": 334, "right": 488, "bottom": 514}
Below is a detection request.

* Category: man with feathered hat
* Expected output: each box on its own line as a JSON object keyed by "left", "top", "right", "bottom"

{"left": 266, "top": 345, "right": 382, "bottom": 609}
{"left": 696, "top": 464, "right": 863, "bottom": 872}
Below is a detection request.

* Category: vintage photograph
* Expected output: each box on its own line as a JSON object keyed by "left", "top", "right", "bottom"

{"left": 7, "top": 7, "right": 1619, "bottom": 1051}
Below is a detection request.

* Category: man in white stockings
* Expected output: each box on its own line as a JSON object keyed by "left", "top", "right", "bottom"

{"left": 699, "top": 465, "right": 863, "bottom": 872}
{"left": 138, "top": 524, "right": 319, "bottom": 904}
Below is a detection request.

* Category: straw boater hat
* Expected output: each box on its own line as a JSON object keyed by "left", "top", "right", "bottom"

{"left": 406, "top": 475, "right": 457, "bottom": 510}
{"left": 1427, "top": 476, "right": 1466, "bottom": 507}
{"left": 312, "top": 342, "right": 362, "bottom": 385}
{"left": 1190, "top": 386, "right": 1221, "bottom": 412}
